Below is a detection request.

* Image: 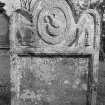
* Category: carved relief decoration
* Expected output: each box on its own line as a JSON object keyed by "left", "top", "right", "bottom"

{"left": 34, "top": 0, "right": 75, "bottom": 45}
{"left": 11, "top": 0, "right": 100, "bottom": 53}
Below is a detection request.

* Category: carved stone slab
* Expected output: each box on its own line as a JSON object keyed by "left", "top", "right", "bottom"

{"left": 11, "top": 56, "right": 92, "bottom": 105}
{"left": 10, "top": 0, "right": 101, "bottom": 105}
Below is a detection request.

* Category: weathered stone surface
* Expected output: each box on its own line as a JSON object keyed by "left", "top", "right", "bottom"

{"left": 0, "top": 50, "right": 10, "bottom": 85}
{"left": 11, "top": 56, "right": 90, "bottom": 105}
{"left": 10, "top": 0, "right": 101, "bottom": 105}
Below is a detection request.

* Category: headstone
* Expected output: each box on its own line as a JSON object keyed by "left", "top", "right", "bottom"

{"left": 10, "top": 0, "right": 101, "bottom": 105}
{"left": 0, "top": 1, "right": 10, "bottom": 105}
{"left": 0, "top": 2, "right": 9, "bottom": 48}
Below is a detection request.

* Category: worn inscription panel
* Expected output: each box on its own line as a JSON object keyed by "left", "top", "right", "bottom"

{"left": 12, "top": 56, "right": 91, "bottom": 105}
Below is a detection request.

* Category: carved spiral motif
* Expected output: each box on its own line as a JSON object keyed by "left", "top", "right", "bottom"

{"left": 33, "top": 0, "right": 76, "bottom": 45}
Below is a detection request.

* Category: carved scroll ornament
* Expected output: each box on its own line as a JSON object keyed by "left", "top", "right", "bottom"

{"left": 32, "top": 0, "right": 100, "bottom": 48}
{"left": 35, "top": 0, "right": 75, "bottom": 45}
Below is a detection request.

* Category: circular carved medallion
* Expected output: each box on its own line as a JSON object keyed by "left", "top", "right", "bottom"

{"left": 32, "top": 0, "right": 76, "bottom": 45}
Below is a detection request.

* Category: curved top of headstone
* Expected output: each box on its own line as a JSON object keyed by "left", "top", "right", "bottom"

{"left": 0, "top": 2, "right": 6, "bottom": 13}
{"left": 10, "top": 0, "right": 101, "bottom": 54}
